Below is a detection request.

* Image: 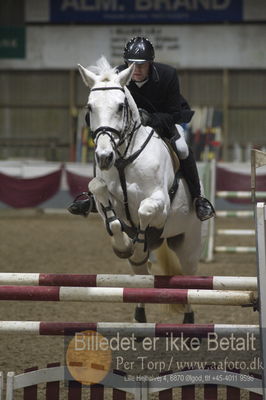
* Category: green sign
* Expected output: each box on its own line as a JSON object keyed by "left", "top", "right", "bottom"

{"left": 0, "top": 27, "right": 25, "bottom": 58}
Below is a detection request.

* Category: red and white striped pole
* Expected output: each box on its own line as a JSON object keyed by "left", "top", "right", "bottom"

{"left": 0, "top": 286, "right": 256, "bottom": 306}
{"left": 0, "top": 273, "right": 257, "bottom": 290}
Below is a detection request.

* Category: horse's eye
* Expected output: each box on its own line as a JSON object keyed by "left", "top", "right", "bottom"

{"left": 86, "top": 104, "right": 92, "bottom": 112}
{"left": 118, "top": 103, "right": 124, "bottom": 113}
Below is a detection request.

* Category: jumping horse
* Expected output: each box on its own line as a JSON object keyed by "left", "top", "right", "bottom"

{"left": 78, "top": 57, "right": 203, "bottom": 324}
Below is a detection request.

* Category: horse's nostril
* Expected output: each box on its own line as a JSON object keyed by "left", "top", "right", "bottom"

{"left": 107, "top": 153, "right": 113, "bottom": 162}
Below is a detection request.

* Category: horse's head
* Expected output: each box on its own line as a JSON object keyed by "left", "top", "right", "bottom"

{"left": 78, "top": 57, "right": 139, "bottom": 170}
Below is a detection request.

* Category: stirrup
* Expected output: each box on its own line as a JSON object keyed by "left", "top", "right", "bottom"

{"left": 67, "top": 192, "right": 97, "bottom": 217}
{"left": 194, "top": 196, "right": 215, "bottom": 221}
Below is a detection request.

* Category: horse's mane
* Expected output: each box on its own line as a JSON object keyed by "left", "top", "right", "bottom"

{"left": 87, "top": 56, "right": 117, "bottom": 82}
{"left": 88, "top": 56, "right": 141, "bottom": 124}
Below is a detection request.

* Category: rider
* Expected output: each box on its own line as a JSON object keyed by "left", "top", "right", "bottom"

{"left": 116, "top": 36, "right": 215, "bottom": 221}
{"left": 69, "top": 37, "right": 214, "bottom": 221}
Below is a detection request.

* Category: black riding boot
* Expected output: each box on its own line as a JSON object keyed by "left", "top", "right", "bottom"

{"left": 179, "top": 149, "right": 215, "bottom": 221}
{"left": 67, "top": 112, "right": 99, "bottom": 217}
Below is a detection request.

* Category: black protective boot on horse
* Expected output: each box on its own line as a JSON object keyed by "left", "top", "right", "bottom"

{"left": 68, "top": 192, "right": 97, "bottom": 217}
{"left": 178, "top": 149, "right": 215, "bottom": 221}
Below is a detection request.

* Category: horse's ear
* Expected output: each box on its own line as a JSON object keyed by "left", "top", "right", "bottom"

{"left": 118, "top": 63, "right": 135, "bottom": 87}
{"left": 78, "top": 64, "right": 97, "bottom": 88}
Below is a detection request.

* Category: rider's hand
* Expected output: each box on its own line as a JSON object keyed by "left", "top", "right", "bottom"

{"left": 148, "top": 112, "right": 174, "bottom": 138}
{"left": 139, "top": 108, "right": 151, "bottom": 126}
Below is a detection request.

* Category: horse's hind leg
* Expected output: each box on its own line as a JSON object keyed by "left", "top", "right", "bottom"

{"left": 89, "top": 178, "right": 133, "bottom": 258}
{"left": 130, "top": 261, "right": 152, "bottom": 323}
{"left": 129, "top": 193, "right": 167, "bottom": 323}
{"left": 167, "top": 227, "right": 201, "bottom": 324}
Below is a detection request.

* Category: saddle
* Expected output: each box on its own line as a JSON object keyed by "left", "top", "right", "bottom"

{"left": 162, "top": 137, "right": 180, "bottom": 174}
{"left": 159, "top": 137, "right": 182, "bottom": 205}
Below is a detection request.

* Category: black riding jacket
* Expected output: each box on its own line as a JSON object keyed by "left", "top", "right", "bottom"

{"left": 117, "top": 62, "right": 194, "bottom": 139}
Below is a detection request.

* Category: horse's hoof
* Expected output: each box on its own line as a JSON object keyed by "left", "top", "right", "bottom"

{"left": 183, "top": 311, "right": 194, "bottom": 324}
{"left": 129, "top": 253, "right": 149, "bottom": 266}
{"left": 113, "top": 246, "right": 133, "bottom": 259}
{"left": 134, "top": 306, "right": 147, "bottom": 343}
{"left": 134, "top": 306, "right": 147, "bottom": 323}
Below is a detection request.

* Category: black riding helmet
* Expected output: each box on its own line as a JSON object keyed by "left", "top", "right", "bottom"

{"left": 124, "top": 37, "right": 155, "bottom": 64}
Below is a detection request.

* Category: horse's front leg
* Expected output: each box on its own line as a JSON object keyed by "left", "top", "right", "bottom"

{"left": 89, "top": 178, "right": 133, "bottom": 258}
{"left": 129, "top": 190, "right": 168, "bottom": 269}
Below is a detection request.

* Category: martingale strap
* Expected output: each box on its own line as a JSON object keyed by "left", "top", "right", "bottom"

{"left": 115, "top": 129, "right": 155, "bottom": 228}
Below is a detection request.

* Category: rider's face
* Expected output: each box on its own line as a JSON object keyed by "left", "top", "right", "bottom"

{"left": 130, "top": 62, "right": 150, "bottom": 82}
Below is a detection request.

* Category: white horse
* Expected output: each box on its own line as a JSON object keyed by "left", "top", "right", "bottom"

{"left": 78, "top": 57, "right": 203, "bottom": 324}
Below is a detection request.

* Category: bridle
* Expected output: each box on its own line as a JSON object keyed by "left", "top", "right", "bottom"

{"left": 90, "top": 86, "right": 125, "bottom": 142}
{"left": 89, "top": 86, "right": 140, "bottom": 158}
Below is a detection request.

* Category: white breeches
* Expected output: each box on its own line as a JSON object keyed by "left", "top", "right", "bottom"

{"left": 174, "top": 124, "right": 189, "bottom": 160}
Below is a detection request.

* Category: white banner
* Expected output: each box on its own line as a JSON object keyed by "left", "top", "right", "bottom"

{"left": 1, "top": 24, "right": 266, "bottom": 70}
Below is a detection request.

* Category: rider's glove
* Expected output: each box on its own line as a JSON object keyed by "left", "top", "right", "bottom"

{"left": 139, "top": 108, "right": 151, "bottom": 126}
{"left": 148, "top": 112, "right": 174, "bottom": 138}
{"left": 139, "top": 109, "right": 178, "bottom": 139}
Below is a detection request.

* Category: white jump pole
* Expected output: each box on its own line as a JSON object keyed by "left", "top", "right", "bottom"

{"left": 217, "top": 191, "right": 266, "bottom": 199}
{"left": 217, "top": 229, "right": 255, "bottom": 236}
